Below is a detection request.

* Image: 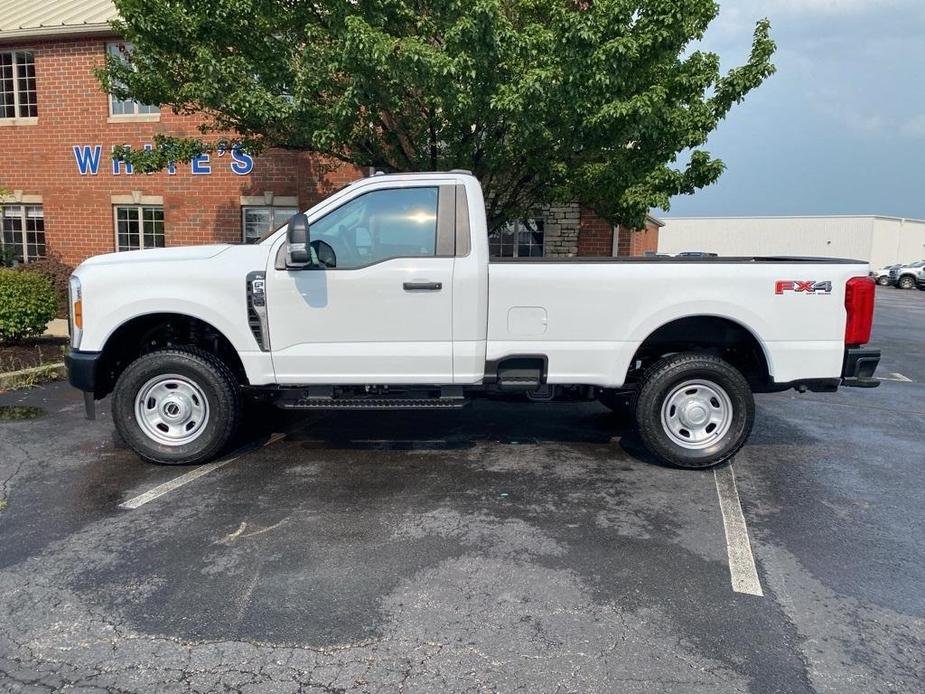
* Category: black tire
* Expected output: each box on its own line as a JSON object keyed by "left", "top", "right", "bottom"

{"left": 634, "top": 353, "right": 754, "bottom": 469}
{"left": 876, "top": 276, "right": 890, "bottom": 286}
{"left": 112, "top": 347, "right": 240, "bottom": 465}
{"left": 898, "top": 275, "right": 916, "bottom": 289}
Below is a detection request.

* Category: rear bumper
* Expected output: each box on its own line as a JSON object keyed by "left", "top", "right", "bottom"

{"left": 65, "top": 350, "right": 101, "bottom": 393}
{"left": 841, "top": 347, "right": 880, "bottom": 388}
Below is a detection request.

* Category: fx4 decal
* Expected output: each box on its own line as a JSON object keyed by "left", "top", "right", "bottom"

{"left": 775, "top": 280, "right": 832, "bottom": 295}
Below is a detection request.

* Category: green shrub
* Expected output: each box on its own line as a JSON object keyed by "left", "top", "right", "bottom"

{"left": 0, "top": 246, "right": 17, "bottom": 268}
{"left": 15, "top": 254, "right": 74, "bottom": 319}
{"left": 0, "top": 269, "right": 57, "bottom": 343}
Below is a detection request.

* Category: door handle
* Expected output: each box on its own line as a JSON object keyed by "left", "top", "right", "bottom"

{"left": 403, "top": 281, "right": 442, "bottom": 291}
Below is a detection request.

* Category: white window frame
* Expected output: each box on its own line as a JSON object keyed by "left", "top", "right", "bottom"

{"left": 241, "top": 205, "right": 299, "bottom": 244}
{"left": 1, "top": 203, "right": 44, "bottom": 263}
{"left": 0, "top": 50, "right": 37, "bottom": 122}
{"left": 489, "top": 217, "right": 545, "bottom": 258}
{"left": 106, "top": 42, "right": 160, "bottom": 120}
{"left": 113, "top": 204, "right": 164, "bottom": 252}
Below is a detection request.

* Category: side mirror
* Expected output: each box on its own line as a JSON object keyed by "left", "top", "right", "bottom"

{"left": 286, "top": 213, "right": 311, "bottom": 268}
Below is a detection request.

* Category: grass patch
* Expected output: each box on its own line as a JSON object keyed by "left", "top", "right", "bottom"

{"left": 0, "top": 337, "right": 67, "bottom": 373}
{"left": 0, "top": 338, "right": 67, "bottom": 392}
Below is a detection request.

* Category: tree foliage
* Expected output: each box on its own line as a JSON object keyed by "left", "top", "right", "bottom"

{"left": 101, "top": 0, "right": 775, "bottom": 230}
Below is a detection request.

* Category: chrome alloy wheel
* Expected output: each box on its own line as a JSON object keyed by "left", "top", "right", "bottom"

{"left": 660, "top": 379, "right": 733, "bottom": 450}
{"left": 134, "top": 374, "right": 210, "bottom": 446}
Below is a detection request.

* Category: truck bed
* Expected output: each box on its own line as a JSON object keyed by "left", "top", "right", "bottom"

{"left": 487, "top": 257, "right": 869, "bottom": 387}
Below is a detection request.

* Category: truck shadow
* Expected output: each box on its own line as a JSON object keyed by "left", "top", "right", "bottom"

{"left": 252, "top": 398, "right": 667, "bottom": 467}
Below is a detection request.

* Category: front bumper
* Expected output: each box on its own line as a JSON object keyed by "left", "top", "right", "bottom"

{"left": 65, "top": 350, "right": 101, "bottom": 392}
{"left": 841, "top": 347, "right": 880, "bottom": 388}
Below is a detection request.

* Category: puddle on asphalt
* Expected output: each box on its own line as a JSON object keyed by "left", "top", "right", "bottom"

{"left": 0, "top": 405, "right": 47, "bottom": 421}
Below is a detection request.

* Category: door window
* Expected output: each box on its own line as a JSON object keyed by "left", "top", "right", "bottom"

{"left": 310, "top": 187, "right": 438, "bottom": 269}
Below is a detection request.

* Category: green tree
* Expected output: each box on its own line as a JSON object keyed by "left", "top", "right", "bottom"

{"left": 100, "top": 0, "right": 774, "bottom": 230}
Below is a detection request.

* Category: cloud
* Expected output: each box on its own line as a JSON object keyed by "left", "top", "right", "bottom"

{"left": 900, "top": 115, "right": 925, "bottom": 138}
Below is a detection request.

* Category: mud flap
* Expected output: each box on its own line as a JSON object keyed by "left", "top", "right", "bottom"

{"left": 84, "top": 391, "right": 96, "bottom": 420}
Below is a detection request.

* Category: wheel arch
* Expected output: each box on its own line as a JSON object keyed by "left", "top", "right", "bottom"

{"left": 95, "top": 312, "right": 249, "bottom": 398}
{"left": 627, "top": 315, "right": 772, "bottom": 390}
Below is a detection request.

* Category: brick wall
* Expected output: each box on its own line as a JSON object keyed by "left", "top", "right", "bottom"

{"left": 613, "top": 221, "right": 661, "bottom": 257}
{"left": 0, "top": 36, "right": 360, "bottom": 266}
{"left": 629, "top": 222, "right": 660, "bottom": 255}
{"left": 577, "top": 208, "right": 614, "bottom": 256}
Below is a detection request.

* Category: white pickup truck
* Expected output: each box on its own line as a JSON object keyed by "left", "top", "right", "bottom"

{"left": 66, "top": 171, "right": 880, "bottom": 469}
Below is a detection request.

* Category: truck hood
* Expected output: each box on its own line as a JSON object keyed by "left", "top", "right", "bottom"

{"left": 78, "top": 245, "right": 232, "bottom": 268}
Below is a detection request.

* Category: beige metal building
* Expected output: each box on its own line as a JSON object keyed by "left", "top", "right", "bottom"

{"left": 658, "top": 216, "right": 925, "bottom": 269}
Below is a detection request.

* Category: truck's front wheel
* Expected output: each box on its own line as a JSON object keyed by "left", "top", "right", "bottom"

{"left": 634, "top": 353, "right": 754, "bottom": 469}
{"left": 112, "top": 348, "right": 240, "bottom": 465}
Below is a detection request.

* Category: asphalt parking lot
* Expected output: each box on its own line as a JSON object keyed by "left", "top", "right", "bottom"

{"left": 1, "top": 287, "right": 923, "bottom": 693}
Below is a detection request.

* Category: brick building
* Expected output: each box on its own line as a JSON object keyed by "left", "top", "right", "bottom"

{"left": 0, "top": 1, "right": 659, "bottom": 267}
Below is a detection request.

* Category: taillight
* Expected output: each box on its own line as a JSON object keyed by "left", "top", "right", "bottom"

{"left": 845, "top": 276, "right": 875, "bottom": 345}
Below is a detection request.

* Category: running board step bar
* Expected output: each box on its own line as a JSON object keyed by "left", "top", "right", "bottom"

{"left": 278, "top": 397, "right": 468, "bottom": 410}
{"left": 275, "top": 386, "right": 468, "bottom": 410}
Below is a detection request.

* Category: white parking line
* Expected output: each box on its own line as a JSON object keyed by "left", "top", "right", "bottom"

{"left": 714, "top": 463, "right": 764, "bottom": 597}
{"left": 119, "top": 433, "right": 286, "bottom": 510}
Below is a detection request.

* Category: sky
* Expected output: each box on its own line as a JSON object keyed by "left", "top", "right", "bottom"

{"left": 661, "top": 0, "right": 925, "bottom": 219}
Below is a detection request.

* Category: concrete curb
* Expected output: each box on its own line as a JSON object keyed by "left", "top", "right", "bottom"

{"left": 0, "top": 362, "right": 66, "bottom": 391}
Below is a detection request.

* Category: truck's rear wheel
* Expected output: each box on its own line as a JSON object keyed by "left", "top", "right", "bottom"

{"left": 634, "top": 353, "right": 754, "bottom": 469}
{"left": 876, "top": 276, "right": 890, "bottom": 286}
{"left": 112, "top": 348, "right": 240, "bottom": 465}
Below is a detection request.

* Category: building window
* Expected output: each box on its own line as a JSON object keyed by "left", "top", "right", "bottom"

{"left": 242, "top": 206, "right": 299, "bottom": 244}
{"left": 115, "top": 205, "right": 164, "bottom": 251}
{"left": 107, "top": 42, "right": 159, "bottom": 117}
{"left": 1, "top": 205, "right": 44, "bottom": 263}
{"left": 0, "top": 51, "right": 37, "bottom": 119}
{"left": 489, "top": 218, "right": 544, "bottom": 257}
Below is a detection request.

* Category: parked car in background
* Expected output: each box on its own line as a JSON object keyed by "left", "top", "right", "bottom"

{"left": 889, "top": 261, "right": 925, "bottom": 289}
{"left": 871, "top": 264, "right": 901, "bottom": 286}
{"left": 676, "top": 251, "right": 719, "bottom": 257}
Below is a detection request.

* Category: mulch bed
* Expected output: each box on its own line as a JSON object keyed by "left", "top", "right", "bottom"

{"left": 0, "top": 337, "right": 68, "bottom": 373}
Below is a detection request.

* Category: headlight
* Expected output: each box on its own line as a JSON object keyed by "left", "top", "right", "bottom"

{"left": 68, "top": 275, "right": 82, "bottom": 349}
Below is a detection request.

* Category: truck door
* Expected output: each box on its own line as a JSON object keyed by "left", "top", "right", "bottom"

{"left": 265, "top": 184, "right": 456, "bottom": 384}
